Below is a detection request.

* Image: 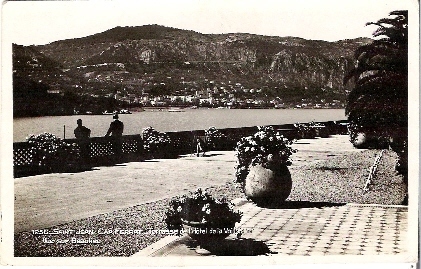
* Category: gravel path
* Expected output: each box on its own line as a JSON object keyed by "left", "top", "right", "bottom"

{"left": 14, "top": 149, "right": 406, "bottom": 257}
{"left": 14, "top": 152, "right": 237, "bottom": 233}
{"left": 14, "top": 182, "right": 245, "bottom": 257}
{"left": 288, "top": 149, "right": 406, "bottom": 204}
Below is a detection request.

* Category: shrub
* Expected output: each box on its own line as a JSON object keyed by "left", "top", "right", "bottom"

{"left": 26, "top": 133, "right": 79, "bottom": 170}
{"left": 294, "top": 122, "right": 317, "bottom": 139}
{"left": 165, "top": 188, "right": 242, "bottom": 232}
{"left": 142, "top": 126, "right": 173, "bottom": 157}
{"left": 234, "top": 126, "right": 296, "bottom": 184}
{"left": 205, "top": 126, "right": 227, "bottom": 150}
{"left": 348, "top": 123, "right": 389, "bottom": 149}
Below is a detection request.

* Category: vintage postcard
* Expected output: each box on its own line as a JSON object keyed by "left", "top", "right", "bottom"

{"left": 1, "top": 0, "right": 418, "bottom": 267}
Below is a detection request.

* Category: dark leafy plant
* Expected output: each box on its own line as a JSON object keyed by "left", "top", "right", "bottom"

{"left": 344, "top": 10, "right": 407, "bottom": 147}
{"left": 205, "top": 126, "right": 227, "bottom": 150}
{"left": 234, "top": 126, "right": 296, "bottom": 184}
{"left": 294, "top": 122, "right": 318, "bottom": 139}
{"left": 26, "top": 132, "right": 79, "bottom": 170}
{"left": 165, "top": 188, "right": 242, "bottom": 232}
{"left": 142, "top": 126, "right": 172, "bottom": 156}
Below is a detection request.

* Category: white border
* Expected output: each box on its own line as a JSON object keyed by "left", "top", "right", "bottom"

{"left": 1, "top": 0, "right": 419, "bottom": 267}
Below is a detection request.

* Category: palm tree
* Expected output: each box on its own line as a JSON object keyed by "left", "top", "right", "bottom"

{"left": 344, "top": 10, "right": 407, "bottom": 147}
{"left": 344, "top": 10, "right": 408, "bottom": 202}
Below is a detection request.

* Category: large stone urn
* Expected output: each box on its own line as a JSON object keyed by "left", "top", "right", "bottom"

{"left": 352, "top": 132, "right": 367, "bottom": 148}
{"left": 245, "top": 163, "right": 292, "bottom": 206}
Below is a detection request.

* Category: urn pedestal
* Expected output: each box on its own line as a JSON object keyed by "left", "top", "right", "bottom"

{"left": 245, "top": 164, "right": 292, "bottom": 207}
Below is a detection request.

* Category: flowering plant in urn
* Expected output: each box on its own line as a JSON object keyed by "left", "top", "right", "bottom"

{"left": 234, "top": 126, "right": 296, "bottom": 184}
{"left": 26, "top": 132, "right": 80, "bottom": 170}
{"left": 205, "top": 126, "right": 227, "bottom": 150}
{"left": 294, "top": 122, "right": 318, "bottom": 139}
{"left": 165, "top": 188, "right": 242, "bottom": 234}
{"left": 142, "top": 126, "right": 172, "bottom": 157}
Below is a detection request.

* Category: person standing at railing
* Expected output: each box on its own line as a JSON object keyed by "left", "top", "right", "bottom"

{"left": 74, "top": 119, "right": 91, "bottom": 164}
{"left": 105, "top": 114, "right": 124, "bottom": 159}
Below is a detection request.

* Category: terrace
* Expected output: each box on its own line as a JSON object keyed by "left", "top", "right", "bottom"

{"left": 12, "top": 122, "right": 410, "bottom": 260}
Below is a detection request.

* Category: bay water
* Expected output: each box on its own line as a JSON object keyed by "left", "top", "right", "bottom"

{"left": 13, "top": 108, "right": 346, "bottom": 142}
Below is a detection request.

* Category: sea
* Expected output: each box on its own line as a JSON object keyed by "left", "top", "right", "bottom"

{"left": 13, "top": 108, "right": 346, "bottom": 142}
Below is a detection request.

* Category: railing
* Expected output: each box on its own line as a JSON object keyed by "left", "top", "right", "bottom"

{"left": 13, "top": 120, "right": 348, "bottom": 177}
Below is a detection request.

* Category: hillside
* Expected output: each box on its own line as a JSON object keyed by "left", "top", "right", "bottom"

{"left": 13, "top": 44, "right": 119, "bottom": 117}
{"left": 13, "top": 25, "right": 371, "bottom": 115}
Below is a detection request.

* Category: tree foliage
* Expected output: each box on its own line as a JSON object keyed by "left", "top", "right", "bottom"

{"left": 344, "top": 10, "right": 408, "bottom": 144}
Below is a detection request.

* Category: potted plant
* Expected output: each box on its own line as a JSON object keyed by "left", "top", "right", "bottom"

{"left": 234, "top": 126, "right": 297, "bottom": 206}
{"left": 348, "top": 124, "right": 389, "bottom": 149}
{"left": 165, "top": 188, "right": 242, "bottom": 254}
{"left": 142, "top": 126, "right": 174, "bottom": 158}
{"left": 204, "top": 126, "right": 228, "bottom": 150}
{"left": 26, "top": 132, "right": 80, "bottom": 173}
{"left": 294, "top": 122, "right": 317, "bottom": 139}
{"left": 312, "top": 122, "right": 330, "bottom": 138}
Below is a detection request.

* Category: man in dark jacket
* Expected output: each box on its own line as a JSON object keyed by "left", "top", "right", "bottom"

{"left": 74, "top": 119, "right": 91, "bottom": 163}
{"left": 105, "top": 114, "right": 124, "bottom": 157}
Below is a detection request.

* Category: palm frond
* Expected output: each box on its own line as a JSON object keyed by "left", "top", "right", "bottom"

{"left": 389, "top": 10, "right": 408, "bottom": 18}
{"left": 376, "top": 18, "right": 407, "bottom": 28}
{"left": 345, "top": 10, "right": 407, "bottom": 136}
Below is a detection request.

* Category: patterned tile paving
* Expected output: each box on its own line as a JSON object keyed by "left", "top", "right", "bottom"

{"left": 140, "top": 202, "right": 408, "bottom": 257}
{"left": 235, "top": 202, "right": 408, "bottom": 256}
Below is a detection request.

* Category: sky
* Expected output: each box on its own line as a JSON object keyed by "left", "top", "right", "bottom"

{"left": 2, "top": 0, "right": 416, "bottom": 46}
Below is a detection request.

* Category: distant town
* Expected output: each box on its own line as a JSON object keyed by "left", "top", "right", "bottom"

{"left": 72, "top": 76, "right": 346, "bottom": 114}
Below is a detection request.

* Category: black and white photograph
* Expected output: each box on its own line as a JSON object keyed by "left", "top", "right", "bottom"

{"left": 1, "top": 0, "right": 418, "bottom": 267}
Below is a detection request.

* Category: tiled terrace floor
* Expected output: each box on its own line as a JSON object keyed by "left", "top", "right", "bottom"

{"left": 136, "top": 200, "right": 408, "bottom": 257}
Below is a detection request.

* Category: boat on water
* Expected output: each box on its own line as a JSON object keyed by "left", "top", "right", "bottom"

{"left": 119, "top": 109, "right": 132, "bottom": 114}
{"left": 168, "top": 107, "right": 185, "bottom": 112}
{"left": 102, "top": 109, "right": 132, "bottom": 115}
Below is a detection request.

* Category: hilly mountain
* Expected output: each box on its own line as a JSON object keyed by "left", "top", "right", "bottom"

{"left": 13, "top": 44, "right": 118, "bottom": 117}
{"left": 14, "top": 25, "right": 372, "bottom": 116}
{"left": 13, "top": 43, "right": 66, "bottom": 89}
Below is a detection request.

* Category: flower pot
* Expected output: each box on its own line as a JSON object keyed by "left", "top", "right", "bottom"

{"left": 245, "top": 163, "right": 292, "bottom": 206}
{"left": 181, "top": 219, "right": 235, "bottom": 255}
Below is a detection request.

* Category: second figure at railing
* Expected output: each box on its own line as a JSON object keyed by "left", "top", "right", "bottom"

{"left": 74, "top": 119, "right": 91, "bottom": 165}
{"left": 105, "top": 114, "right": 125, "bottom": 160}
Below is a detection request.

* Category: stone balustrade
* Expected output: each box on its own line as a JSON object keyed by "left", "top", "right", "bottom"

{"left": 13, "top": 120, "right": 348, "bottom": 177}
